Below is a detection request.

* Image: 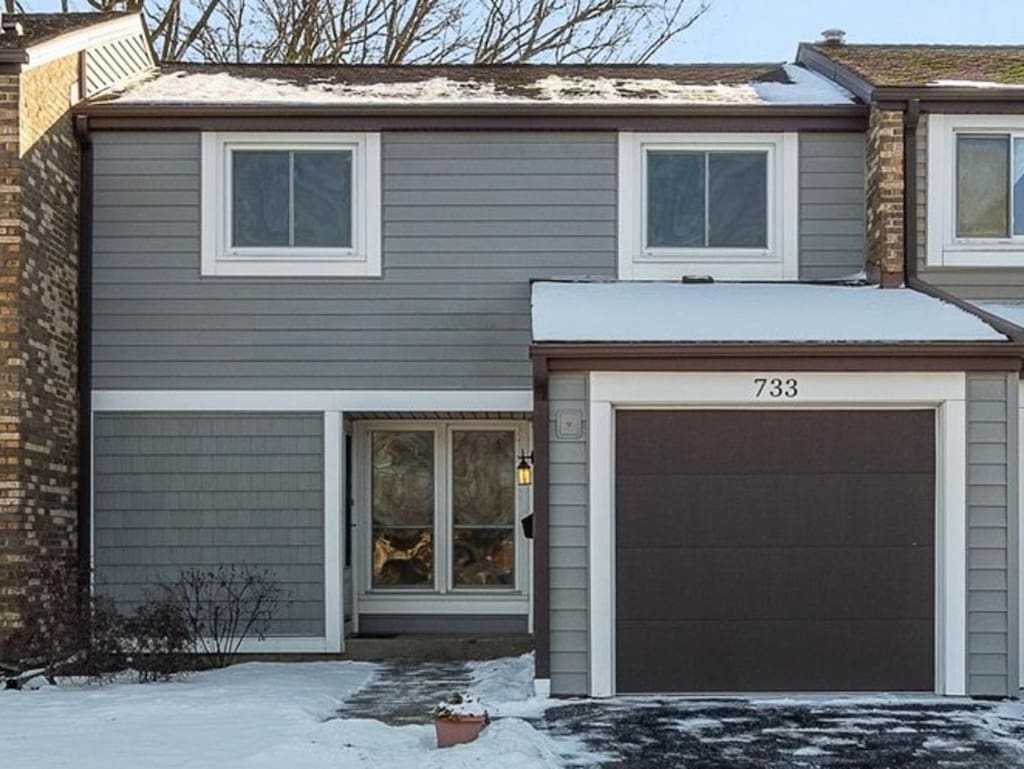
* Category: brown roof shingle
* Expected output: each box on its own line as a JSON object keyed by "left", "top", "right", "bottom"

{"left": 806, "top": 43, "right": 1024, "bottom": 88}
{"left": 0, "top": 11, "right": 132, "bottom": 50}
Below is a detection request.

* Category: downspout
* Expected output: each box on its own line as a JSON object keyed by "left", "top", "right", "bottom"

{"left": 73, "top": 115, "right": 93, "bottom": 577}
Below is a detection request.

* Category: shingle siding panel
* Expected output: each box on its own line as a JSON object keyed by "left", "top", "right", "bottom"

{"left": 965, "top": 372, "right": 1017, "bottom": 696}
{"left": 548, "top": 373, "right": 590, "bottom": 696}
{"left": 92, "top": 412, "right": 325, "bottom": 638}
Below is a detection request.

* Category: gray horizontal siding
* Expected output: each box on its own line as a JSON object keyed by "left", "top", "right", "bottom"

{"left": 91, "top": 131, "right": 617, "bottom": 390}
{"left": 548, "top": 373, "right": 589, "bottom": 696}
{"left": 93, "top": 412, "right": 325, "bottom": 638}
{"left": 798, "top": 134, "right": 866, "bottom": 280}
{"left": 966, "top": 373, "right": 1018, "bottom": 696}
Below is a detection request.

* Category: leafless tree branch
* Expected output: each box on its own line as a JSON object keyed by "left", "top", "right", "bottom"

{"left": 44, "top": 0, "right": 710, "bottom": 64}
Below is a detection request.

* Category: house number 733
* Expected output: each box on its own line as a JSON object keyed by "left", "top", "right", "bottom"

{"left": 753, "top": 377, "right": 799, "bottom": 399}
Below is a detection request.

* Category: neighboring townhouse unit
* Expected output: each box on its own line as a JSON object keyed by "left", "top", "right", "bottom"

{"left": 0, "top": 12, "right": 152, "bottom": 636}
{"left": 800, "top": 40, "right": 1024, "bottom": 696}
{"left": 1, "top": 11, "right": 1021, "bottom": 702}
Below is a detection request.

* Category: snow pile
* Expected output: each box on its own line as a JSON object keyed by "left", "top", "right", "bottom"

{"left": 973, "top": 300, "right": 1024, "bottom": 328}
{"left": 531, "top": 281, "right": 1008, "bottom": 343}
{"left": 0, "top": 659, "right": 576, "bottom": 769}
{"left": 112, "top": 63, "right": 854, "bottom": 107}
{"left": 930, "top": 79, "right": 1024, "bottom": 89}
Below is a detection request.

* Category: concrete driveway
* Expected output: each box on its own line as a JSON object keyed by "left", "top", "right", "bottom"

{"left": 535, "top": 696, "right": 1024, "bottom": 768}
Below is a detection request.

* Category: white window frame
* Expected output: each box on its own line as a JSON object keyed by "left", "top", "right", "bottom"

{"left": 201, "top": 131, "right": 381, "bottom": 277}
{"left": 618, "top": 132, "right": 799, "bottom": 281}
{"left": 353, "top": 420, "right": 531, "bottom": 616}
{"left": 927, "top": 114, "right": 1024, "bottom": 267}
{"left": 586, "top": 371, "right": 968, "bottom": 698}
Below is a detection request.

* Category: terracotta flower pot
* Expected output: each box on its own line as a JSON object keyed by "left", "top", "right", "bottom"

{"left": 434, "top": 715, "right": 487, "bottom": 748}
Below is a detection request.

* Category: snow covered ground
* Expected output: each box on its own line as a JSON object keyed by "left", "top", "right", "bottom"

{"left": 0, "top": 656, "right": 577, "bottom": 769}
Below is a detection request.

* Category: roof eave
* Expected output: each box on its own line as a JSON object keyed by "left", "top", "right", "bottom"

{"left": 76, "top": 100, "right": 868, "bottom": 119}
{"left": 531, "top": 340, "right": 1021, "bottom": 357}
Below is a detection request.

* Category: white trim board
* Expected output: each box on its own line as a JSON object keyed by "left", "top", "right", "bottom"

{"left": 92, "top": 390, "right": 533, "bottom": 412}
{"left": 586, "top": 371, "right": 968, "bottom": 698}
{"left": 22, "top": 14, "right": 147, "bottom": 71}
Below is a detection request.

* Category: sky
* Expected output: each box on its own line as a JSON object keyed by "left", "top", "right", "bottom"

{"left": 17, "top": 0, "right": 1024, "bottom": 63}
{"left": 659, "top": 0, "right": 1024, "bottom": 62}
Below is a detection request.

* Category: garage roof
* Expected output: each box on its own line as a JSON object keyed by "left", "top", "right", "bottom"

{"left": 531, "top": 282, "right": 1007, "bottom": 343}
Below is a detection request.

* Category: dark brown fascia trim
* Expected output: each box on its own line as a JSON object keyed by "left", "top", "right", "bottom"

{"left": 531, "top": 342, "right": 1024, "bottom": 372}
{"left": 0, "top": 49, "right": 27, "bottom": 65}
{"left": 531, "top": 356, "right": 551, "bottom": 680}
{"left": 77, "top": 102, "right": 868, "bottom": 132}
{"left": 795, "top": 45, "right": 876, "bottom": 103}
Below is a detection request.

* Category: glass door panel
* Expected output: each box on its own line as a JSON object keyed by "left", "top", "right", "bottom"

{"left": 451, "top": 430, "right": 516, "bottom": 588}
{"left": 370, "top": 430, "right": 434, "bottom": 588}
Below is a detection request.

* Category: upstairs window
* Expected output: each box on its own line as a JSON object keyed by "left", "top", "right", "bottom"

{"left": 647, "top": 150, "right": 769, "bottom": 249}
{"left": 619, "top": 133, "right": 798, "bottom": 281}
{"left": 927, "top": 115, "right": 1024, "bottom": 268}
{"left": 201, "top": 132, "right": 381, "bottom": 277}
{"left": 956, "top": 134, "right": 1024, "bottom": 239}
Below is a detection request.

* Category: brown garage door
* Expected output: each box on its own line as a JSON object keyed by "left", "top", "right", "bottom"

{"left": 615, "top": 410, "right": 935, "bottom": 693}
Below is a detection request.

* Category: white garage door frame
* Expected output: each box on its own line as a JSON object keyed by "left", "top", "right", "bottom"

{"left": 588, "top": 371, "right": 968, "bottom": 698}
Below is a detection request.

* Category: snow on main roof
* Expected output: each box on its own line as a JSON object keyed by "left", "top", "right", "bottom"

{"left": 105, "top": 62, "right": 855, "bottom": 107}
{"left": 531, "top": 282, "right": 1006, "bottom": 343}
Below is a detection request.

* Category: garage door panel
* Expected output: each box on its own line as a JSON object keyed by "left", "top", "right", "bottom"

{"left": 614, "top": 409, "right": 936, "bottom": 693}
{"left": 616, "top": 619, "right": 935, "bottom": 692}
{"left": 616, "top": 410, "right": 935, "bottom": 476}
{"left": 616, "top": 546, "right": 934, "bottom": 621}
{"left": 616, "top": 473, "right": 935, "bottom": 549}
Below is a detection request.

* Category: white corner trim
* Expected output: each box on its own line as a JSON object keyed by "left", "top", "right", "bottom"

{"left": 926, "top": 113, "right": 1024, "bottom": 268}
{"left": 586, "top": 371, "right": 968, "bottom": 698}
{"left": 324, "top": 411, "right": 344, "bottom": 653}
{"left": 199, "top": 131, "right": 382, "bottom": 278}
{"left": 22, "top": 14, "right": 145, "bottom": 70}
{"left": 616, "top": 131, "right": 799, "bottom": 282}
{"left": 92, "top": 390, "right": 533, "bottom": 413}
{"left": 533, "top": 678, "right": 552, "bottom": 699}
{"left": 588, "top": 398, "right": 615, "bottom": 698}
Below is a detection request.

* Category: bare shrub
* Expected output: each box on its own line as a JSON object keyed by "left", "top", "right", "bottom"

{"left": 1, "top": 557, "right": 124, "bottom": 688}
{"left": 121, "top": 595, "right": 194, "bottom": 683}
{"left": 162, "top": 565, "right": 287, "bottom": 669}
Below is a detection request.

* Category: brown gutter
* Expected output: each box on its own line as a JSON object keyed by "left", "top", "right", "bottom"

{"left": 531, "top": 356, "right": 551, "bottom": 681}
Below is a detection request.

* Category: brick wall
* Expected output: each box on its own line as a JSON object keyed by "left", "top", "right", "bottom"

{"left": 865, "top": 107, "right": 906, "bottom": 286}
{"left": 0, "top": 53, "right": 80, "bottom": 636}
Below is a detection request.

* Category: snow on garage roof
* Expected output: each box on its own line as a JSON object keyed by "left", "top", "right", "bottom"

{"left": 972, "top": 301, "right": 1024, "bottom": 330}
{"left": 100, "top": 62, "right": 855, "bottom": 108}
{"left": 531, "top": 282, "right": 1007, "bottom": 343}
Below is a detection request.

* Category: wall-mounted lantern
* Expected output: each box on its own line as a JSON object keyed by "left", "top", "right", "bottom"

{"left": 517, "top": 450, "right": 534, "bottom": 486}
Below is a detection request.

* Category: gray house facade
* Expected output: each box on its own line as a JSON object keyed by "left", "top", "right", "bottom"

{"left": 76, "top": 41, "right": 1024, "bottom": 698}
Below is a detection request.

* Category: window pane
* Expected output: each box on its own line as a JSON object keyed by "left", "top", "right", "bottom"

{"left": 647, "top": 151, "right": 705, "bottom": 247}
{"left": 452, "top": 430, "right": 515, "bottom": 526}
{"left": 232, "top": 151, "right": 289, "bottom": 247}
{"left": 453, "top": 528, "right": 515, "bottom": 588}
{"left": 452, "top": 430, "right": 515, "bottom": 589}
{"left": 371, "top": 431, "right": 434, "bottom": 588}
{"left": 293, "top": 151, "right": 352, "bottom": 248}
{"left": 957, "top": 135, "right": 1009, "bottom": 238}
{"left": 1014, "top": 138, "right": 1024, "bottom": 237}
{"left": 708, "top": 152, "right": 768, "bottom": 247}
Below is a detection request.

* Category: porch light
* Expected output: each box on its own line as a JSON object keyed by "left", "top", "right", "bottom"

{"left": 517, "top": 451, "right": 534, "bottom": 486}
